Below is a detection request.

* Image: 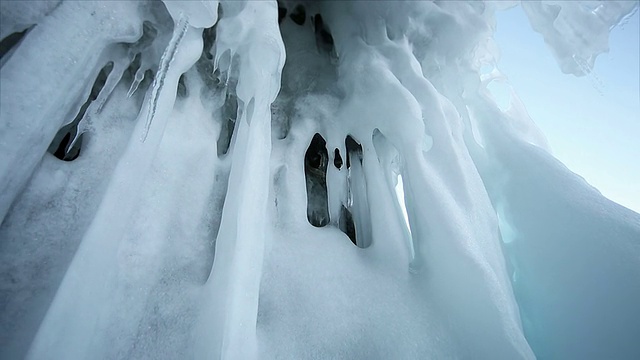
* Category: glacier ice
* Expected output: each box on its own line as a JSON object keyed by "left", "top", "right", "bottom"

{"left": 0, "top": 1, "right": 638, "bottom": 359}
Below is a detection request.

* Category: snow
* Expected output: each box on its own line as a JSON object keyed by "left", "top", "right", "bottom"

{"left": 0, "top": 1, "right": 638, "bottom": 359}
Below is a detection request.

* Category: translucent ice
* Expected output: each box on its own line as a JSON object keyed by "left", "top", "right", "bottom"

{"left": 0, "top": 1, "right": 638, "bottom": 359}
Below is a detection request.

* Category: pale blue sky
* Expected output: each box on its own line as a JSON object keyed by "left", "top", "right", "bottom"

{"left": 494, "top": 3, "right": 640, "bottom": 213}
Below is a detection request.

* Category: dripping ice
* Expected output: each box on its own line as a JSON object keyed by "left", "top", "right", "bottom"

{"left": 0, "top": 1, "right": 638, "bottom": 359}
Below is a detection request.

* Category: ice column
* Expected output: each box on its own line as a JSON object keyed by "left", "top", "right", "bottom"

{"left": 195, "top": 1, "right": 285, "bottom": 359}
{"left": 321, "top": 2, "right": 534, "bottom": 358}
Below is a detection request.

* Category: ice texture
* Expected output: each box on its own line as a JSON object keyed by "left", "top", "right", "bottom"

{"left": 521, "top": 1, "right": 638, "bottom": 76}
{"left": 0, "top": 0, "right": 61, "bottom": 40}
{"left": 0, "top": 1, "right": 638, "bottom": 359}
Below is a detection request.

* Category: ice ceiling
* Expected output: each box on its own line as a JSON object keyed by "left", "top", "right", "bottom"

{"left": 1, "top": 1, "right": 639, "bottom": 359}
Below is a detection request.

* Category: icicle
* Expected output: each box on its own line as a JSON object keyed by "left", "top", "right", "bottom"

{"left": 127, "top": 66, "right": 146, "bottom": 98}
{"left": 140, "top": 13, "right": 189, "bottom": 142}
{"left": 66, "top": 54, "right": 129, "bottom": 151}
{"left": 95, "top": 58, "right": 128, "bottom": 113}
{"left": 572, "top": 54, "right": 605, "bottom": 95}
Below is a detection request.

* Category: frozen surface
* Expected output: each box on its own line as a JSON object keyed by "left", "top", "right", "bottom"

{"left": 0, "top": 1, "right": 638, "bottom": 359}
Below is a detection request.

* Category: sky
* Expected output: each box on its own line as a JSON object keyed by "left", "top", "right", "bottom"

{"left": 493, "top": 3, "right": 640, "bottom": 213}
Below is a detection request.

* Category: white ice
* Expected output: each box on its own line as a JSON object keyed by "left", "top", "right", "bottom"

{"left": 0, "top": 1, "right": 638, "bottom": 359}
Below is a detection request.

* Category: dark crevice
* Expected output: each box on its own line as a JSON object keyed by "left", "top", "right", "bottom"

{"left": 217, "top": 92, "right": 238, "bottom": 157}
{"left": 197, "top": 24, "right": 222, "bottom": 99}
{"left": 313, "top": 14, "right": 334, "bottom": 53}
{"left": 0, "top": 26, "right": 32, "bottom": 62}
{"left": 216, "top": 119, "right": 235, "bottom": 157}
{"left": 339, "top": 205, "right": 357, "bottom": 245}
{"left": 345, "top": 135, "right": 363, "bottom": 169}
{"left": 47, "top": 62, "right": 113, "bottom": 161}
{"left": 125, "top": 52, "right": 142, "bottom": 80}
{"left": 334, "top": 148, "right": 343, "bottom": 169}
{"left": 278, "top": 5, "right": 287, "bottom": 24}
{"left": 305, "top": 133, "right": 329, "bottom": 227}
{"left": 343, "top": 134, "right": 371, "bottom": 248}
{"left": 290, "top": 5, "right": 306, "bottom": 26}
{"left": 52, "top": 132, "right": 84, "bottom": 162}
{"left": 202, "top": 24, "right": 217, "bottom": 59}
{"left": 177, "top": 74, "right": 187, "bottom": 98}
{"left": 140, "top": 69, "right": 155, "bottom": 94}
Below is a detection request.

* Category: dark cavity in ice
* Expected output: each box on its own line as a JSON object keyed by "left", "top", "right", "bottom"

{"left": 48, "top": 61, "right": 113, "bottom": 161}
{"left": 0, "top": 26, "right": 32, "bottom": 63}
{"left": 344, "top": 134, "right": 371, "bottom": 248}
{"left": 305, "top": 133, "right": 330, "bottom": 227}
{"left": 334, "top": 148, "right": 343, "bottom": 169}
{"left": 290, "top": 5, "right": 306, "bottom": 26}
{"left": 278, "top": 5, "right": 287, "bottom": 24}
{"left": 177, "top": 74, "right": 188, "bottom": 98}
{"left": 339, "top": 205, "right": 357, "bottom": 245}
{"left": 313, "top": 14, "right": 334, "bottom": 54}
{"left": 345, "top": 135, "right": 362, "bottom": 169}
{"left": 217, "top": 92, "right": 238, "bottom": 157}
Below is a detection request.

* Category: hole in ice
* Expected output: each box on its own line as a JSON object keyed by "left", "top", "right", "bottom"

{"left": 278, "top": 3, "right": 287, "bottom": 24}
{"left": 290, "top": 5, "right": 307, "bottom": 26}
{"left": 51, "top": 131, "right": 84, "bottom": 162}
{"left": 125, "top": 52, "right": 142, "bottom": 79}
{"left": 0, "top": 26, "right": 32, "bottom": 62}
{"left": 339, "top": 205, "right": 357, "bottom": 245}
{"left": 202, "top": 23, "right": 217, "bottom": 60}
{"left": 344, "top": 134, "right": 372, "bottom": 248}
{"left": 305, "top": 133, "right": 330, "bottom": 227}
{"left": 48, "top": 61, "right": 113, "bottom": 161}
{"left": 177, "top": 74, "right": 188, "bottom": 98}
{"left": 334, "top": 148, "right": 343, "bottom": 169}
{"left": 217, "top": 119, "right": 235, "bottom": 157}
{"left": 345, "top": 135, "right": 363, "bottom": 169}
{"left": 217, "top": 93, "right": 238, "bottom": 157}
{"left": 313, "top": 14, "right": 334, "bottom": 54}
{"left": 197, "top": 25, "right": 221, "bottom": 96}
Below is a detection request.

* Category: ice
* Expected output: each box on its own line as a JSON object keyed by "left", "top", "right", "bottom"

{"left": 0, "top": 1, "right": 638, "bottom": 359}
{"left": 521, "top": 0, "right": 638, "bottom": 76}
{"left": 141, "top": 13, "right": 189, "bottom": 142}
{"left": 0, "top": 0, "right": 61, "bottom": 40}
{"left": 194, "top": 2, "right": 285, "bottom": 358}
{"left": 162, "top": 0, "right": 219, "bottom": 29}
{"left": 468, "top": 92, "right": 640, "bottom": 358}
{"left": 0, "top": 0, "right": 142, "bottom": 222}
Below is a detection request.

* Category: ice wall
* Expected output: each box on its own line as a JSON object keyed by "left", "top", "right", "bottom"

{"left": 0, "top": 1, "right": 638, "bottom": 359}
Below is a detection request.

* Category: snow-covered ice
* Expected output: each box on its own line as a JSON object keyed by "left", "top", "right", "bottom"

{"left": 0, "top": 1, "right": 638, "bottom": 359}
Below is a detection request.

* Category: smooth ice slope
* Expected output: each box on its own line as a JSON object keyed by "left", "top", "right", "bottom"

{"left": 0, "top": 1, "right": 638, "bottom": 359}
{"left": 470, "top": 95, "right": 640, "bottom": 359}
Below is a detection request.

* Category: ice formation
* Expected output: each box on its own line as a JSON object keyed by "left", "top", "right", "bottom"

{"left": 0, "top": 1, "right": 639, "bottom": 359}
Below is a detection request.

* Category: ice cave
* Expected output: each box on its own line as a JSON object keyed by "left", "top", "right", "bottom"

{"left": 1, "top": 1, "right": 639, "bottom": 359}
